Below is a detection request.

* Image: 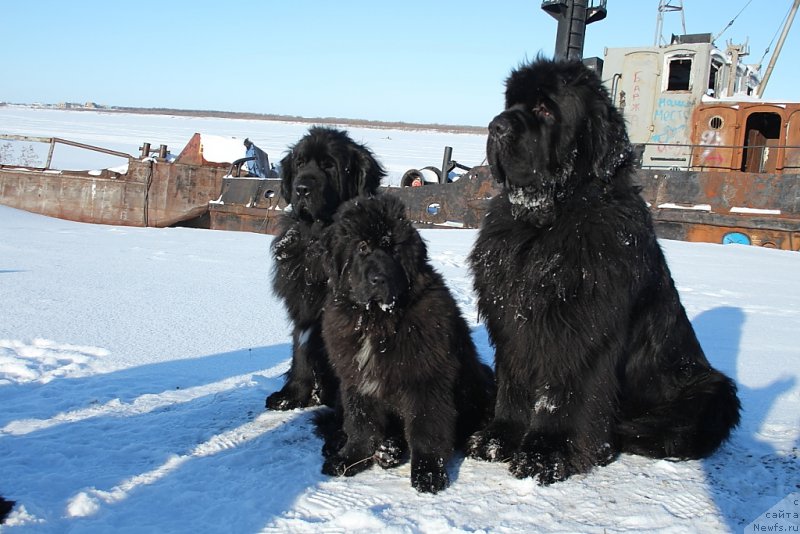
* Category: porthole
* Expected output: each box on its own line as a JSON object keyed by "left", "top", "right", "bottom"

{"left": 709, "top": 116, "right": 724, "bottom": 130}
{"left": 722, "top": 232, "right": 750, "bottom": 245}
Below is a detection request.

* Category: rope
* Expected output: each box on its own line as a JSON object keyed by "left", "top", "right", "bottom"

{"left": 756, "top": 1, "right": 795, "bottom": 68}
{"left": 713, "top": 0, "right": 754, "bottom": 42}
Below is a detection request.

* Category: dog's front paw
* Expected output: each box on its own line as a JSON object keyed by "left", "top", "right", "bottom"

{"left": 509, "top": 433, "right": 572, "bottom": 485}
{"left": 510, "top": 449, "right": 570, "bottom": 484}
{"left": 266, "top": 389, "right": 312, "bottom": 411}
{"left": 373, "top": 437, "right": 405, "bottom": 469}
{"left": 322, "top": 453, "right": 373, "bottom": 477}
{"left": 410, "top": 455, "right": 449, "bottom": 494}
{"left": 466, "top": 429, "right": 510, "bottom": 462}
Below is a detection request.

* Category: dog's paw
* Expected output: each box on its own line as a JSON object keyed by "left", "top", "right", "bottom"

{"left": 320, "top": 430, "right": 347, "bottom": 459}
{"left": 373, "top": 437, "right": 405, "bottom": 469}
{"left": 321, "top": 454, "right": 373, "bottom": 477}
{"left": 265, "top": 389, "right": 312, "bottom": 411}
{"left": 510, "top": 449, "right": 570, "bottom": 484}
{"left": 466, "top": 429, "right": 509, "bottom": 462}
{"left": 509, "top": 433, "right": 572, "bottom": 485}
{"left": 410, "top": 455, "right": 449, "bottom": 494}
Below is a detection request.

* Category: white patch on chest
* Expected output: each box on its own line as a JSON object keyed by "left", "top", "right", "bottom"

{"left": 297, "top": 328, "right": 312, "bottom": 347}
{"left": 358, "top": 378, "right": 381, "bottom": 397}
{"left": 355, "top": 339, "right": 373, "bottom": 371}
{"left": 354, "top": 339, "right": 381, "bottom": 396}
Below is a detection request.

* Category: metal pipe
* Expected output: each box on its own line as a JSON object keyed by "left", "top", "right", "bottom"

{"left": 45, "top": 139, "right": 56, "bottom": 169}
{"left": 50, "top": 138, "right": 132, "bottom": 159}
{"left": 758, "top": 0, "right": 800, "bottom": 97}
{"left": 440, "top": 146, "right": 453, "bottom": 184}
{"left": 0, "top": 134, "right": 132, "bottom": 164}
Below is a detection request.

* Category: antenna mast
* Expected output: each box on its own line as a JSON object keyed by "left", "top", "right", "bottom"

{"left": 655, "top": 0, "right": 686, "bottom": 46}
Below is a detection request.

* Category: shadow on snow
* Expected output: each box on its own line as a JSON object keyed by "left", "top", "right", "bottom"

{"left": 693, "top": 306, "right": 798, "bottom": 531}
{"left": 0, "top": 343, "right": 333, "bottom": 532}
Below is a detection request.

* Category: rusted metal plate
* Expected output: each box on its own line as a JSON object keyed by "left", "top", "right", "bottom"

{"left": 0, "top": 166, "right": 147, "bottom": 226}
{"left": 636, "top": 170, "right": 799, "bottom": 217}
{"left": 387, "top": 165, "right": 500, "bottom": 229}
{"left": 637, "top": 169, "right": 799, "bottom": 249}
{"left": 145, "top": 160, "right": 227, "bottom": 227}
{"left": 0, "top": 157, "right": 226, "bottom": 228}
{"left": 208, "top": 177, "right": 287, "bottom": 235}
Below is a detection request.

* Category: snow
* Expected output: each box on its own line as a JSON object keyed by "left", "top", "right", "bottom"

{"left": 1, "top": 111, "right": 799, "bottom": 533}
{"left": 198, "top": 134, "right": 247, "bottom": 164}
{"left": 657, "top": 203, "right": 713, "bottom": 211}
{"left": 730, "top": 207, "right": 782, "bottom": 215}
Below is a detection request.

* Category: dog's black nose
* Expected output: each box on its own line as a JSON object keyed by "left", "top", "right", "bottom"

{"left": 489, "top": 115, "right": 512, "bottom": 138}
{"left": 295, "top": 184, "right": 310, "bottom": 197}
{"left": 369, "top": 272, "right": 386, "bottom": 287}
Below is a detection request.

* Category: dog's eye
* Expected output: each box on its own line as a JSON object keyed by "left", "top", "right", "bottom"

{"left": 295, "top": 156, "right": 306, "bottom": 167}
{"left": 357, "top": 241, "right": 369, "bottom": 255}
{"left": 321, "top": 157, "right": 336, "bottom": 170}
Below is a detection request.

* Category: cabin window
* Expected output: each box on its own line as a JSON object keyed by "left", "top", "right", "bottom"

{"left": 708, "top": 60, "right": 723, "bottom": 96}
{"left": 667, "top": 57, "right": 692, "bottom": 91}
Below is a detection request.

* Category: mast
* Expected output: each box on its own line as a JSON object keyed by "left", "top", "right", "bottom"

{"left": 757, "top": 0, "right": 800, "bottom": 97}
{"left": 542, "top": 0, "right": 607, "bottom": 61}
{"left": 654, "top": 0, "right": 686, "bottom": 47}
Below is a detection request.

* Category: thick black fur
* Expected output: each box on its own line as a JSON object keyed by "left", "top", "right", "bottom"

{"left": 316, "top": 195, "right": 495, "bottom": 493}
{"left": 266, "top": 127, "right": 385, "bottom": 411}
{"left": 467, "top": 58, "right": 741, "bottom": 484}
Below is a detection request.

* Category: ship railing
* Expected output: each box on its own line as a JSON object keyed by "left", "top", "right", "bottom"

{"left": 0, "top": 134, "right": 132, "bottom": 170}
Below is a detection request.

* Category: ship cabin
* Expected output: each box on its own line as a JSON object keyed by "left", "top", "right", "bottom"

{"left": 602, "top": 33, "right": 800, "bottom": 174}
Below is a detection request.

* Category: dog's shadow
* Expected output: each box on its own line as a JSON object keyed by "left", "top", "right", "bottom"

{"left": 0, "top": 344, "right": 330, "bottom": 532}
{"left": 692, "top": 306, "right": 798, "bottom": 531}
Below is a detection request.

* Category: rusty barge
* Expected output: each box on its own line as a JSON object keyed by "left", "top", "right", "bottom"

{"left": 1, "top": 0, "right": 798, "bottom": 250}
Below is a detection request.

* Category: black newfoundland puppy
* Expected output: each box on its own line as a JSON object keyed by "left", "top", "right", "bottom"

{"left": 467, "top": 59, "right": 740, "bottom": 484}
{"left": 317, "top": 195, "right": 494, "bottom": 493}
{"left": 266, "top": 126, "right": 385, "bottom": 411}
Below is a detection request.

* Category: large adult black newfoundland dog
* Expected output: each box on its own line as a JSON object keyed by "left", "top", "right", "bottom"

{"left": 467, "top": 59, "right": 741, "bottom": 484}
{"left": 317, "top": 195, "right": 494, "bottom": 493}
{"left": 266, "top": 126, "right": 385, "bottom": 411}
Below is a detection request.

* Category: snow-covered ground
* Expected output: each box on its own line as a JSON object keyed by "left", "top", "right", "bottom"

{"left": 1, "top": 110, "right": 798, "bottom": 533}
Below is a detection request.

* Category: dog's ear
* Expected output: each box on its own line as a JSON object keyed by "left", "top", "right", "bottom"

{"left": 279, "top": 151, "right": 295, "bottom": 203}
{"left": 348, "top": 145, "right": 386, "bottom": 197}
{"left": 587, "top": 106, "right": 631, "bottom": 181}
{"left": 580, "top": 73, "right": 632, "bottom": 181}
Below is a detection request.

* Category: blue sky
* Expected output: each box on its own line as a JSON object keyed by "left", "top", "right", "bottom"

{"left": 2, "top": 0, "right": 798, "bottom": 126}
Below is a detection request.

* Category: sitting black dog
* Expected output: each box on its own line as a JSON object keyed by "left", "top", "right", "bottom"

{"left": 266, "top": 127, "right": 385, "bottom": 411}
{"left": 467, "top": 58, "right": 741, "bottom": 484}
{"left": 317, "top": 195, "right": 494, "bottom": 493}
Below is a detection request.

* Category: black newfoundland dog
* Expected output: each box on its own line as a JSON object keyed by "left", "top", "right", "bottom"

{"left": 266, "top": 126, "right": 385, "bottom": 411}
{"left": 467, "top": 59, "right": 740, "bottom": 484}
{"left": 317, "top": 195, "right": 494, "bottom": 493}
